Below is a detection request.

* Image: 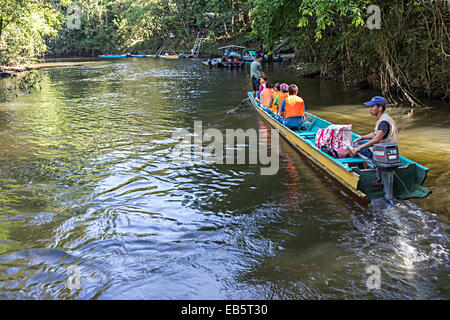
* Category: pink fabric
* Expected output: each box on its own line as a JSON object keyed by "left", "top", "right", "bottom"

{"left": 315, "top": 125, "right": 352, "bottom": 150}
{"left": 333, "top": 148, "right": 350, "bottom": 158}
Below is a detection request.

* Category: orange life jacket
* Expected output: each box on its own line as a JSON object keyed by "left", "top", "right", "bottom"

{"left": 269, "top": 92, "right": 280, "bottom": 113}
{"left": 261, "top": 88, "right": 274, "bottom": 107}
{"left": 284, "top": 95, "right": 305, "bottom": 118}
{"left": 272, "top": 92, "right": 288, "bottom": 115}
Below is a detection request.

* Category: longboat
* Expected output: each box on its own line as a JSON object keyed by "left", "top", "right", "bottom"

{"left": 201, "top": 58, "right": 222, "bottom": 66}
{"left": 247, "top": 92, "right": 431, "bottom": 202}
{"left": 217, "top": 45, "right": 245, "bottom": 68}
{"left": 158, "top": 53, "right": 178, "bottom": 59}
{"left": 98, "top": 54, "right": 127, "bottom": 58}
{"left": 158, "top": 53, "right": 180, "bottom": 59}
{"left": 243, "top": 48, "right": 283, "bottom": 63}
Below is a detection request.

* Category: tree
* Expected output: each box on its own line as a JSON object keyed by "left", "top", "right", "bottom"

{"left": 0, "top": 0, "right": 68, "bottom": 65}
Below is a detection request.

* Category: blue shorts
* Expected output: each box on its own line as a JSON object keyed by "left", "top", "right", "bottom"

{"left": 283, "top": 116, "right": 304, "bottom": 129}
{"left": 355, "top": 140, "right": 373, "bottom": 158}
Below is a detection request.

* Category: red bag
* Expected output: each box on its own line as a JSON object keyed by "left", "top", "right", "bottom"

{"left": 321, "top": 146, "right": 351, "bottom": 159}
{"left": 333, "top": 148, "right": 350, "bottom": 158}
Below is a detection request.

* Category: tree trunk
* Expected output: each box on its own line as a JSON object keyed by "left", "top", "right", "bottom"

{"left": 231, "top": 0, "right": 235, "bottom": 34}
{"left": 223, "top": 22, "right": 229, "bottom": 37}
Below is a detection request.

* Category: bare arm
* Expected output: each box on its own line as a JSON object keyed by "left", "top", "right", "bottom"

{"left": 352, "top": 130, "right": 385, "bottom": 153}
{"left": 353, "top": 132, "right": 375, "bottom": 144}
{"left": 268, "top": 95, "right": 274, "bottom": 107}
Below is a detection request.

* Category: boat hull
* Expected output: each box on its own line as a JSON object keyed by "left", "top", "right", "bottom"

{"left": 98, "top": 55, "right": 127, "bottom": 58}
{"left": 243, "top": 55, "right": 283, "bottom": 62}
{"left": 217, "top": 62, "right": 244, "bottom": 68}
{"left": 159, "top": 55, "right": 179, "bottom": 59}
{"left": 247, "top": 92, "right": 431, "bottom": 201}
{"left": 202, "top": 58, "right": 222, "bottom": 66}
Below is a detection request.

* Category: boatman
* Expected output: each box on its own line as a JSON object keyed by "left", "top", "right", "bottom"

{"left": 251, "top": 54, "right": 264, "bottom": 98}
{"left": 279, "top": 84, "right": 305, "bottom": 129}
{"left": 350, "top": 96, "right": 399, "bottom": 184}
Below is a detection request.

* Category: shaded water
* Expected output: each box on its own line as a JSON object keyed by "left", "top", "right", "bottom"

{"left": 0, "top": 59, "right": 448, "bottom": 299}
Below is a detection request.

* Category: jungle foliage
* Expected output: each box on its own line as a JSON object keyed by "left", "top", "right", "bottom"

{"left": 0, "top": 0, "right": 449, "bottom": 103}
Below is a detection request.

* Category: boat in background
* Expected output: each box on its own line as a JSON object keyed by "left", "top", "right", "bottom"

{"left": 98, "top": 54, "right": 128, "bottom": 58}
{"left": 217, "top": 46, "right": 245, "bottom": 68}
{"left": 243, "top": 48, "right": 258, "bottom": 62}
{"left": 267, "top": 54, "right": 283, "bottom": 62}
{"left": 247, "top": 92, "right": 431, "bottom": 202}
{"left": 243, "top": 48, "right": 283, "bottom": 62}
{"left": 98, "top": 54, "right": 149, "bottom": 58}
{"left": 158, "top": 53, "right": 183, "bottom": 59}
{"left": 201, "top": 58, "right": 222, "bottom": 66}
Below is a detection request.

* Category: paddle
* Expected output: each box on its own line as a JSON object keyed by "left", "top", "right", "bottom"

{"left": 248, "top": 50, "right": 256, "bottom": 61}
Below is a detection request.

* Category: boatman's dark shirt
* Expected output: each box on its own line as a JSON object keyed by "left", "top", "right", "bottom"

{"left": 378, "top": 120, "right": 390, "bottom": 139}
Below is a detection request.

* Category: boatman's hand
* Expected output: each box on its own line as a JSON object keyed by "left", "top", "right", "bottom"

{"left": 353, "top": 137, "right": 361, "bottom": 145}
{"left": 348, "top": 146, "right": 360, "bottom": 158}
{"left": 352, "top": 146, "right": 362, "bottom": 154}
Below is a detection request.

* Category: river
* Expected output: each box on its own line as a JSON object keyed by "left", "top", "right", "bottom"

{"left": 0, "top": 58, "right": 448, "bottom": 299}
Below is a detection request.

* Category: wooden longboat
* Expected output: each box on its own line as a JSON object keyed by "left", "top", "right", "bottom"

{"left": 98, "top": 55, "right": 127, "bottom": 58}
{"left": 247, "top": 92, "right": 431, "bottom": 201}
{"left": 158, "top": 54, "right": 179, "bottom": 59}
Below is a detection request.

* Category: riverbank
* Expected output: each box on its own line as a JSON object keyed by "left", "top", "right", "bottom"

{"left": 1, "top": 61, "right": 105, "bottom": 77}
{"left": 0, "top": 61, "right": 107, "bottom": 98}
{"left": 283, "top": 58, "right": 448, "bottom": 107}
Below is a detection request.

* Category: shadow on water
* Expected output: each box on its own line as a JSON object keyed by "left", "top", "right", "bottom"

{"left": 0, "top": 59, "right": 448, "bottom": 299}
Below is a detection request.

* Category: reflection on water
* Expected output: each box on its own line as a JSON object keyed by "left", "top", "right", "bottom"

{"left": 0, "top": 59, "right": 448, "bottom": 299}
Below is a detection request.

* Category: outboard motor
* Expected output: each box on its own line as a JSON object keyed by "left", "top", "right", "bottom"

{"left": 372, "top": 143, "right": 402, "bottom": 206}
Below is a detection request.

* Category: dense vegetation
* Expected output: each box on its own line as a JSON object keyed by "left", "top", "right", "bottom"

{"left": 0, "top": 0, "right": 449, "bottom": 104}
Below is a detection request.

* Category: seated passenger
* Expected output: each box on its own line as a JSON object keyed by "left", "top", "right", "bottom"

{"left": 257, "top": 76, "right": 268, "bottom": 101}
{"left": 269, "top": 83, "right": 289, "bottom": 117}
{"left": 265, "top": 83, "right": 279, "bottom": 115}
{"left": 279, "top": 84, "right": 305, "bottom": 129}
{"left": 260, "top": 81, "right": 275, "bottom": 109}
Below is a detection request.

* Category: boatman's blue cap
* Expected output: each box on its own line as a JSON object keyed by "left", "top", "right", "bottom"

{"left": 363, "top": 96, "right": 386, "bottom": 107}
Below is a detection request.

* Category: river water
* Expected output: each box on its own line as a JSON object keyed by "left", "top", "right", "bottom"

{"left": 0, "top": 58, "right": 448, "bottom": 299}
